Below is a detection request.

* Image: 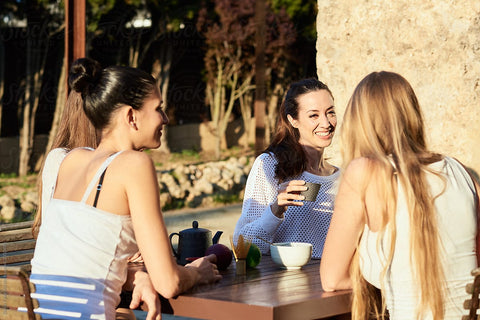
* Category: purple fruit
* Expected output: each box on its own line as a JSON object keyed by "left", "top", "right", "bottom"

{"left": 205, "top": 243, "right": 233, "bottom": 270}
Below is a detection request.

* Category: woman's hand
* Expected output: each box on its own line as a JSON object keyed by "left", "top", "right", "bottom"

{"left": 185, "top": 254, "right": 222, "bottom": 285}
{"left": 270, "top": 180, "right": 307, "bottom": 218}
{"left": 127, "top": 251, "right": 144, "bottom": 263}
{"left": 130, "top": 271, "right": 161, "bottom": 320}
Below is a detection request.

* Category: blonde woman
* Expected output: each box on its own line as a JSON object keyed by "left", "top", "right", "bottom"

{"left": 320, "top": 71, "right": 479, "bottom": 319}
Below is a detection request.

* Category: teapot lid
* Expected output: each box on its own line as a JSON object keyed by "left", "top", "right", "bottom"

{"left": 180, "top": 221, "right": 210, "bottom": 235}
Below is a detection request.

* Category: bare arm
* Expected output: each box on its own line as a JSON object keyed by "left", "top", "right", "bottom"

{"left": 320, "top": 159, "right": 368, "bottom": 291}
{"left": 123, "top": 263, "right": 161, "bottom": 320}
{"left": 122, "top": 152, "right": 220, "bottom": 298}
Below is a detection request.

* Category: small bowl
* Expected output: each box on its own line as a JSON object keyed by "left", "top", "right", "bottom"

{"left": 270, "top": 242, "right": 313, "bottom": 269}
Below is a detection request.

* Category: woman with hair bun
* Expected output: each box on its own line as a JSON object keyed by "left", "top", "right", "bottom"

{"left": 320, "top": 71, "right": 479, "bottom": 320}
{"left": 233, "top": 78, "right": 340, "bottom": 258}
{"left": 30, "top": 58, "right": 221, "bottom": 320}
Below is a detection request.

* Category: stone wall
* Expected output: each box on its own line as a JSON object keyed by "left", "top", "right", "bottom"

{"left": 316, "top": 0, "right": 480, "bottom": 176}
{"left": 0, "top": 155, "right": 255, "bottom": 222}
{"left": 166, "top": 118, "right": 253, "bottom": 152}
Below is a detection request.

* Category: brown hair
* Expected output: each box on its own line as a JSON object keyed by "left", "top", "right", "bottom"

{"left": 52, "top": 91, "right": 99, "bottom": 150}
{"left": 265, "top": 78, "right": 333, "bottom": 182}
{"left": 33, "top": 68, "right": 99, "bottom": 237}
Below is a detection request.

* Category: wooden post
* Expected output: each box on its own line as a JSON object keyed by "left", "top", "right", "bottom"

{"left": 254, "top": 0, "right": 266, "bottom": 156}
{"left": 65, "top": 0, "right": 86, "bottom": 96}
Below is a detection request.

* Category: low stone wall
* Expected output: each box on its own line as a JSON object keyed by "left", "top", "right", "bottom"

{"left": 0, "top": 155, "right": 255, "bottom": 222}
{"left": 156, "top": 155, "right": 255, "bottom": 210}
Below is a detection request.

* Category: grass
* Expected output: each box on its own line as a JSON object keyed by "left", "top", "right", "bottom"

{"left": 162, "top": 199, "right": 186, "bottom": 211}
{"left": 213, "top": 193, "right": 241, "bottom": 204}
{"left": 0, "top": 181, "right": 35, "bottom": 189}
{"left": 151, "top": 146, "right": 254, "bottom": 170}
{"left": 169, "top": 149, "right": 201, "bottom": 163}
{"left": 0, "top": 173, "right": 18, "bottom": 179}
{"left": 0, "top": 173, "right": 36, "bottom": 189}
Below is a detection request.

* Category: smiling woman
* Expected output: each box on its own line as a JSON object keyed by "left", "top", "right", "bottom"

{"left": 30, "top": 58, "right": 222, "bottom": 320}
{"left": 233, "top": 78, "right": 340, "bottom": 259}
{"left": 287, "top": 89, "right": 336, "bottom": 153}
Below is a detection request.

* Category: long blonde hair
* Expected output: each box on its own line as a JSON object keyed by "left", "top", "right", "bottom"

{"left": 342, "top": 71, "right": 445, "bottom": 319}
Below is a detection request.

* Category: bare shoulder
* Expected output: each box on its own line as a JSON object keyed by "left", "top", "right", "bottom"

{"left": 343, "top": 157, "right": 375, "bottom": 182}
{"left": 111, "top": 151, "right": 158, "bottom": 202}
{"left": 60, "top": 147, "right": 94, "bottom": 167}
{"left": 112, "top": 150, "right": 155, "bottom": 176}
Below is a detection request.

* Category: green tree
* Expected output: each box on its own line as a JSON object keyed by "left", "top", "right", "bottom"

{"left": 197, "top": 0, "right": 295, "bottom": 158}
{"left": 197, "top": 0, "right": 256, "bottom": 159}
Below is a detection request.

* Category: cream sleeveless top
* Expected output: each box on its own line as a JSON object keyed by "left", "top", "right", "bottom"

{"left": 31, "top": 148, "right": 139, "bottom": 320}
{"left": 359, "top": 157, "right": 477, "bottom": 319}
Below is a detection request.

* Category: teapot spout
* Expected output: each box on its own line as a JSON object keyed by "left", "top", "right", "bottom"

{"left": 212, "top": 231, "right": 223, "bottom": 244}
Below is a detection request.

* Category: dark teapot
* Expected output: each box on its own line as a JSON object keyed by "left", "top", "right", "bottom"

{"left": 169, "top": 221, "right": 223, "bottom": 265}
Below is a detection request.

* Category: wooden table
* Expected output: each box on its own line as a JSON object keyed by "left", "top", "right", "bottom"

{"left": 168, "top": 257, "right": 351, "bottom": 320}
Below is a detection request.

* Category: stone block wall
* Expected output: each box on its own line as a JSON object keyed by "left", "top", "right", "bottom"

{"left": 316, "top": 0, "right": 480, "bottom": 176}
{"left": 166, "top": 118, "right": 252, "bottom": 153}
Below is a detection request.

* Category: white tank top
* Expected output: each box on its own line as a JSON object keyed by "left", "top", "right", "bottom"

{"left": 31, "top": 149, "right": 139, "bottom": 320}
{"left": 358, "top": 157, "right": 477, "bottom": 319}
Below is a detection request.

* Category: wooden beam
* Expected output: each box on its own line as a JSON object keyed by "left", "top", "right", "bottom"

{"left": 65, "top": 0, "right": 86, "bottom": 95}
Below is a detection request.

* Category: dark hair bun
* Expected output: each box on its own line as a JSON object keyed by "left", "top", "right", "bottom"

{"left": 69, "top": 58, "right": 102, "bottom": 94}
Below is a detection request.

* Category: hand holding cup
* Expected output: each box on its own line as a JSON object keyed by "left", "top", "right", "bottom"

{"left": 301, "top": 182, "right": 321, "bottom": 201}
{"left": 271, "top": 180, "right": 309, "bottom": 218}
